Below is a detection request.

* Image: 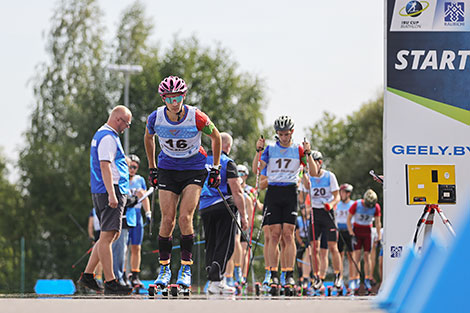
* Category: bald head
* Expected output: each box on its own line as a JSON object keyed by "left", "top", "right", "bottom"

{"left": 108, "top": 105, "right": 132, "bottom": 134}
{"left": 220, "top": 132, "right": 233, "bottom": 154}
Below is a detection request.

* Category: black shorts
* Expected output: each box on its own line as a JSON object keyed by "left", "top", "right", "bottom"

{"left": 158, "top": 168, "right": 208, "bottom": 195}
{"left": 264, "top": 185, "right": 298, "bottom": 225}
{"left": 92, "top": 185, "right": 126, "bottom": 232}
{"left": 338, "top": 230, "right": 353, "bottom": 252}
{"left": 310, "top": 208, "right": 338, "bottom": 243}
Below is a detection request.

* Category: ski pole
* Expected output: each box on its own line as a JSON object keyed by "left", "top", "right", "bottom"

{"left": 369, "top": 170, "right": 383, "bottom": 184}
{"left": 303, "top": 138, "right": 319, "bottom": 276}
{"left": 298, "top": 170, "right": 316, "bottom": 281}
{"left": 244, "top": 204, "right": 268, "bottom": 287}
{"left": 68, "top": 213, "right": 89, "bottom": 238}
{"left": 71, "top": 246, "right": 93, "bottom": 268}
{"left": 244, "top": 143, "right": 263, "bottom": 280}
{"left": 149, "top": 191, "right": 155, "bottom": 237}
{"left": 324, "top": 208, "right": 364, "bottom": 278}
{"left": 216, "top": 187, "right": 251, "bottom": 246}
{"left": 301, "top": 207, "right": 316, "bottom": 281}
{"left": 138, "top": 186, "right": 155, "bottom": 204}
{"left": 149, "top": 140, "right": 159, "bottom": 237}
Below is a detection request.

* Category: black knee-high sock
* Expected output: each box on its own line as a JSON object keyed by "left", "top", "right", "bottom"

{"left": 158, "top": 235, "right": 172, "bottom": 262}
{"left": 180, "top": 234, "right": 194, "bottom": 262}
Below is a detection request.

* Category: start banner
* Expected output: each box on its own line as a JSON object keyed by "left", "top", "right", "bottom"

{"left": 384, "top": 0, "right": 470, "bottom": 279}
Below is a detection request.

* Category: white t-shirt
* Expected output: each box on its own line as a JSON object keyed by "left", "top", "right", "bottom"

{"left": 97, "top": 124, "right": 121, "bottom": 185}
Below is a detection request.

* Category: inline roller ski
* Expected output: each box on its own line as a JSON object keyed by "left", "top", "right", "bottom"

{"left": 261, "top": 270, "right": 271, "bottom": 295}
{"left": 301, "top": 279, "right": 310, "bottom": 296}
{"left": 347, "top": 278, "right": 360, "bottom": 296}
{"left": 269, "top": 276, "right": 280, "bottom": 296}
{"left": 170, "top": 264, "right": 191, "bottom": 297}
{"left": 283, "top": 275, "right": 296, "bottom": 297}
{"left": 364, "top": 278, "right": 373, "bottom": 296}
{"left": 254, "top": 282, "right": 261, "bottom": 296}
{"left": 170, "top": 283, "right": 191, "bottom": 297}
{"left": 279, "top": 271, "right": 286, "bottom": 296}
{"left": 312, "top": 275, "right": 326, "bottom": 296}
{"left": 330, "top": 273, "right": 344, "bottom": 296}
{"left": 148, "top": 264, "right": 171, "bottom": 297}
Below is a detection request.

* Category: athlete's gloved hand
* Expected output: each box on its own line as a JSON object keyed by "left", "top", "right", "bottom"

{"left": 208, "top": 165, "right": 221, "bottom": 188}
{"left": 351, "top": 235, "right": 358, "bottom": 248}
{"left": 144, "top": 211, "right": 152, "bottom": 226}
{"left": 125, "top": 194, "right": 139, "bottom": 208}
{"left": 148, "top": 168, "right": 158, "bottom": 188}
{"left": 256, "top": 136, "right": 265, "bottom": 152}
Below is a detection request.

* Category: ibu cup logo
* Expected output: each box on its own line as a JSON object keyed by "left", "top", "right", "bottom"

{"left": 391, "top": 245, "right": 403, "bottom": 258}
{"left": 445, "top": 2, "right": 465, "bottom": 22}
{"left": 400, "top": 1, "right": 430, "bottom": 17}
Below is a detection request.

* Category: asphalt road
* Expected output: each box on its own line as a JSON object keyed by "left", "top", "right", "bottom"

{"left": 0, "top": 295, "right": 383, "bottom": 313}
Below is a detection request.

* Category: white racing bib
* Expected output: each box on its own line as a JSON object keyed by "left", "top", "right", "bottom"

{"left": 266, "top": 143, "right": 301, "bottom": 184}
{"left": 153, "top": 106, "right": 202, "bottom": 158}
{"left": 309, "top": 170, "right": 339, "bottom": 208}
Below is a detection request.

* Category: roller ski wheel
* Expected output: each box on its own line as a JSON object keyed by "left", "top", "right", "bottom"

{"left": 262, "top": 283, "right": 270, "bottom": 295}
{"left": 234, "top": 283, "right": 243, "bottom": 295}
{"left": 132, "top": 283, "right": 143, "bottom": 294}
{"left": 148, "top": 284, "right": 169, "bottom": 297}
{"left": 255, "top": 282, "right": 261, "bottom": 296}
{"left": 314, "top": 285, "right": 326, "bottom": 296}
{"left": 283, "top": 286, "right": 293, "bottom": 297}
{"left": 364, "top": 279, "right": 373, "bottom": 296}
{"left": 269, "top": 284, "right": 280, "bottom": 296}
{"left": 148, "top": 284, "right": 156, "bottom": 297}
{"left": 170, "top": 284, "right": 191, "bottom": 297}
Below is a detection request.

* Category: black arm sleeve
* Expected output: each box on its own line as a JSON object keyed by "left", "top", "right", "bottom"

{"left": 226, "top": 160, "right": 238, "bottom": 179}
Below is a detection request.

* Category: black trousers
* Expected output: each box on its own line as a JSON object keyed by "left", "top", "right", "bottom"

{"left": 200, "top": 199, "right": 237, "bottom": 281}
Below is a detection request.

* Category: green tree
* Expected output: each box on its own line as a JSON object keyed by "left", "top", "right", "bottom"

{"left": 0, "top": 151, "right": 24, "bottom": 292}
{"left": 18, "top": 0, "right": 111, "bottom": 290}
{"left": 17, "top": 0, "right": 266, "bottom": 291}
{"left": 306, "top": 93, "right": 384, "bottom": 202}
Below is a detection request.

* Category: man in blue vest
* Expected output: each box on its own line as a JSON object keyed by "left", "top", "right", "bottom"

{"left": 200, "top": 132, "right": 248, "bottom": 294}
{"left": 78, "top": 105, "right": 133, "bottom": 295}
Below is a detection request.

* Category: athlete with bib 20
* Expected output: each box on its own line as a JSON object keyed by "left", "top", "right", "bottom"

{"left": 307, "top": 151, "right": 343, "bottom": 292}
{"left": 253, "top": 116, "right": 317, "bottom": 296}
{"left": 144, "top": 76, "right": 222, "bottom": 294}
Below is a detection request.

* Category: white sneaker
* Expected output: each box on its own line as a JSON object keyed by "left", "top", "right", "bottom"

{"left": 208, "top": 280, "right": 236, "bottom": 295}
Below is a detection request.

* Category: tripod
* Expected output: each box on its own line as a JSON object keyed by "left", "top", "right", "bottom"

{"left": 413, "top": 204, "right": 456, "bottom": 247}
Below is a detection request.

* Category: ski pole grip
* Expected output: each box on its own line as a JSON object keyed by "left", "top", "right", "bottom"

{"left": 256, "top": 135, "right": 264, "bottom": 152}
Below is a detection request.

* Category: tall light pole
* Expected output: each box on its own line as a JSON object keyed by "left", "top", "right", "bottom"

{"left": 107, "top": 64, "right": 143, "bottom": 155}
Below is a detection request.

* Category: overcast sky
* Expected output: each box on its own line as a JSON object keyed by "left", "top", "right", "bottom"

{"left": 0, "top": 0, "right": 383, "bottom": 179}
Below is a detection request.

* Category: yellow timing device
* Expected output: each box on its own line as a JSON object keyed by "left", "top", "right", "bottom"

{"left": 405, "top": 164, "right": 456, "bottom": 205}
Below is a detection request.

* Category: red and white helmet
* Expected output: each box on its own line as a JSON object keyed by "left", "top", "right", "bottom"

{"left": 340, "top": 183, "right": 353, "bottom": 192}
{"left": 158, "top": 76, "right": 188, "bottom": 95}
